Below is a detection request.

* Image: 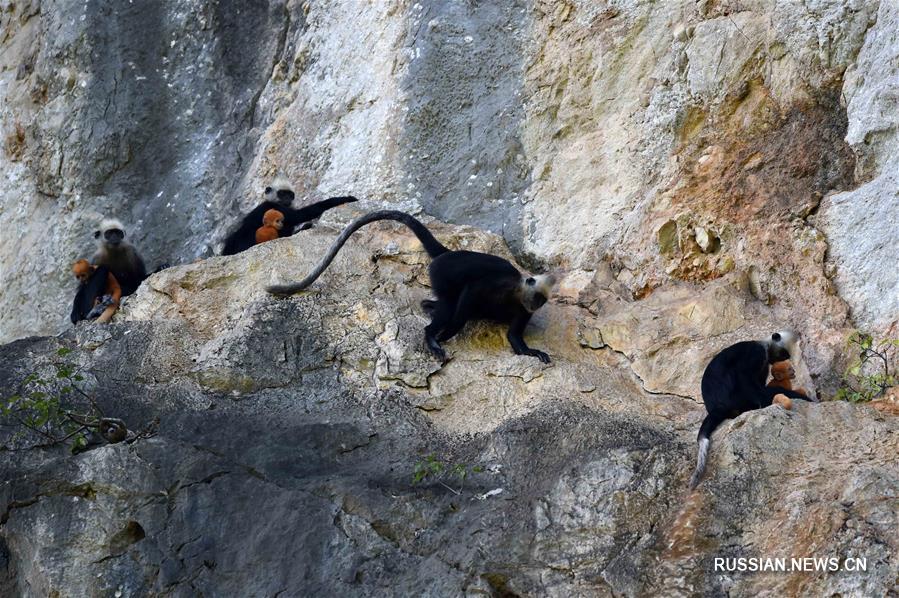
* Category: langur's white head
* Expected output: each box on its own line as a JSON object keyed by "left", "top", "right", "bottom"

{"left": 766, "top": 330, "right": 799, "bottom": 363}
{"left": 520, "top": 273, "right": 556, "bottom": 313}
{"left": 94, "top": 218, "right": 126, "bottom": 248}
{"left": 264, "top": 177, "right": 295, "bottom": 206}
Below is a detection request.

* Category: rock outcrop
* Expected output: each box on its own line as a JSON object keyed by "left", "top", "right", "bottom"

{"left": 2, "top": 222, "right": 897, "bottom": 596}
{"left": 1, "top": 0, "right": 897, "bottom": 350}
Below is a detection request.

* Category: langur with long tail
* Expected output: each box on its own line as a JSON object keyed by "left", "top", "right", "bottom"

{"left": 689, "top": 332, "right": 813, "bottom": 488}
{"left": 222, "top": 178, "right": 358, "bottom": 255}
{"left": 267, "top": 210, "right": 556, "bottom": 363}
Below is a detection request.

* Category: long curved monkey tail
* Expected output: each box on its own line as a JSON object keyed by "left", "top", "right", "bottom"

{"left": 689, "top": 412, "right": 726, "bottom": 489}
{"left": 266, "top": 210, "right": 449, "bottom": 297}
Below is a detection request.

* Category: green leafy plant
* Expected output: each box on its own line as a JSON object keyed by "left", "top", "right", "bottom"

{"left": 1, "top": 347, "right": 130, "bottom": 452}
{"left": 834, "top": 332, "right": 898, "bottom": 403}
{"left": 412, "top": 454, "right": 483, "bottom": 495}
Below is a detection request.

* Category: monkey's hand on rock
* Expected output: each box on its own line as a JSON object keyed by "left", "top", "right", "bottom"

{"left": 772, "top": 394, "right": 793, "bottom": 410}
{"left": 425, "top": 338, "right": 447, "bottom": 363}
{"left": 86, "top": 295, "right": 115, "bottom": 320}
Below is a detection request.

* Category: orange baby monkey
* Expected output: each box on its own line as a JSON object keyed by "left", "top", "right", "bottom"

{"left": 767, "top": 359, "right": 808, "bottom": 410}
{"left": 71, "top": 259, "right": 121, "bottom": 324}
{"left": 255, "top": 209, "right": 285, "bottom": 244}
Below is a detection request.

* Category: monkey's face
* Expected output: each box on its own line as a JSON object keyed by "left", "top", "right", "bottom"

{"left": 263, "top": 209, "right": 285, "bottom": 229}
{"left": 72, "top": 260, "right": 93, "bottom": 283}
{"left": 767, "top": 331, "right": 799, "bottom": 363}
{"left": 95, "top": 227, "right": 125, "bottom": 247}
{"left": 522, "top": 274, "right": 556, "bottom": 312}
{"left": 264, "top": 185, "right": 295, "bottom": 206}
{"left": 771, "top": 361, "right": 795, "bottom": 381}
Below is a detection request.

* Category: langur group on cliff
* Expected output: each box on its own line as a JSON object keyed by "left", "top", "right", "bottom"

{"left": 68, "top": 179, "right": 356, "bottom": 324}
{"left": 65, "top": 175, "right": 816, "bottom": 491}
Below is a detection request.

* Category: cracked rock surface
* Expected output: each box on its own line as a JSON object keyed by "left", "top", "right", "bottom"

{"left": 1, "top": 222, "right": 897, "bottom": 596}
{"left": 2, "top": 0, "right": 899, "bottom": 595}
{"left": 2, "top": 0, "right": 897, "bottom": 351}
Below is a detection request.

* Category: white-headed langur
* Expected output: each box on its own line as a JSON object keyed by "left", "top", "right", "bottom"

{"left": 222, "top": 178, "right": 358, "bottom": 255}
{"left": 92, "top": 219, "right": 147, "bottom": 296}
{"left": 690, "top": 331, "right": 813, "bottom": 488}
{"left": 267, "top": 210, "right": 556, "bottom": 363}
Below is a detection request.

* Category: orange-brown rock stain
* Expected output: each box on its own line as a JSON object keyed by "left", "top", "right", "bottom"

{"left": 660, "top": 490, "right": 714, "bottom": 561}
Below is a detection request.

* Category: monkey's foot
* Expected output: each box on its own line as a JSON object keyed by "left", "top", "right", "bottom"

{"left": 425, "top": 336, "right": 447, "bottom": 362}
{"left": 772, "top": 394, "right": 793, "bottom": 410}
{"left": 518, "top": 349, "right": 551, "bottom": 364}
{"left": 420, "top": 299, "right": 438, "bottom": 315}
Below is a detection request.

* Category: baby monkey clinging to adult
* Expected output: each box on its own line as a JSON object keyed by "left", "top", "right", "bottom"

{"left": 267, "top": 210, "right": 556, "bottom": 362}
{"left": 71, "top": 259, "right": 121, "bottom": 324}
{"left": 255, "top": 209, "right": 285, "bottom": 244}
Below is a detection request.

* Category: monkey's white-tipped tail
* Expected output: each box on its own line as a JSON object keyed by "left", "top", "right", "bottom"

{"left": 689, "top": 437, "right": 710, "bottom": 489}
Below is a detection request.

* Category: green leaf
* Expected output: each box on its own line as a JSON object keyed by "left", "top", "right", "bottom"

{"left": 70, "top": 434, "right": 87, "bottom": 454}
{"left": 57, "top": 347, "right": 73, "bottom": 356}
{"left": 412, "top": 460, "right": 431, "bottom": 484}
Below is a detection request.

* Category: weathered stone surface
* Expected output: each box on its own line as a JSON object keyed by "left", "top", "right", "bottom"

{"left": 1, "top": 224, "right": 897, "bottom": 596}
{"left": 819, "top": 1, "right": 899, "bottom": 333}
{"left": 2, "top": 0, "right": 899, "bottom": 595}
{"left": 819, "top": 171, "right": 899, "bottom": 332}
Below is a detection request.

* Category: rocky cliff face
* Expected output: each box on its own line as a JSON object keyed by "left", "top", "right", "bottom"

{"left": 2, "top": 224, "right": 897, "bottom": 596}
{"left": 1, "top": 1, "right": 897, "bottom": 596}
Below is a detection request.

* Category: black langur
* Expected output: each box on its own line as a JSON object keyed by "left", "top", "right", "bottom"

{"left": 266, "top": 210, "right": 556, "bottom": 363}
{"left": 221, "top": 178, "right": 358, "bottom": 256}
{"left": 92, "top": 218, "right": 148, "bottom": 296}
{"left": 689, "top": 331, "right": 813, "bottom": 488}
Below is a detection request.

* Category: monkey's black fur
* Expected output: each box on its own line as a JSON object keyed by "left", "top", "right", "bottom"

{"left": 221, "top": 195, "right": 358, "bottom": 256}
{"left": 690, "top": 334, "right": 812, "bottom": 488}
{"left": 71, "top": 265, "right": 112, "bottom": 324}
{"left": 110, "top": 264, "right": 146, "bottom": 297}
{"left": 266, "top": 210, "right": 554, "bottom": 363}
